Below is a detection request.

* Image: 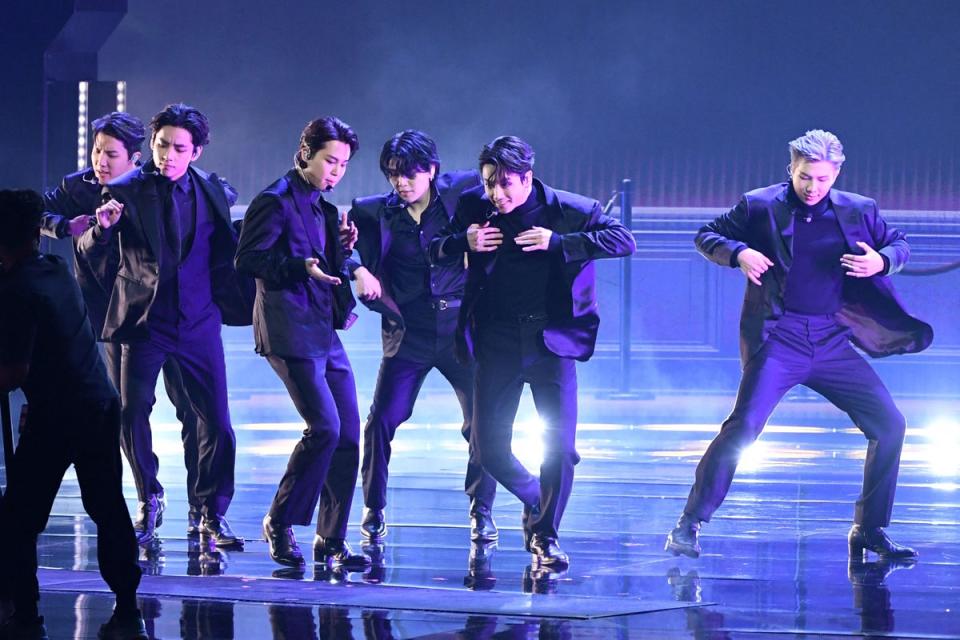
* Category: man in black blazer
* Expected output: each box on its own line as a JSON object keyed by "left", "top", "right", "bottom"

{"left": 42, "top": 111, "right": 206, "bottom": 537}
{"left": 666, "top": 129, "right": 932, "bottom": 560}
{"left": 347, "top": 130, "right": 497, "bottom": 543}
{"left": 79, "top": 103, "right": 251, "bottom": 548}
{"left": 430, "top": 136, "right": 636, "bottom": 569}
{"left": 236, "top": 116, "right": 369, "bottom": 571}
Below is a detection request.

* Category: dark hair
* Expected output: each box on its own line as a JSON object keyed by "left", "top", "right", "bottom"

{"left": 379, "top": 129, "right": 440, "bottom": 178}
{"left": 296, "top": 116, "right": 359, "bottom": 169}
{"left": 149, "top": 103, "right": 210, "bottom": 148}
{"left": 91, "top": 111, "right": 145, "bottom": 157}
{"left": 478, "top": 135, "right": 535, "bottom": 178}
{"left": 0, "top": 189, "right": 44, "bottom": 250}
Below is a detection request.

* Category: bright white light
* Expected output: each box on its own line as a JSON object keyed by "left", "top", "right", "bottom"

{"left": 116, "top": 80, "right": 126, "bottom": 112}
{"left": 77, "top": 81, "right": 89, "bottom": 171}
{"left": 922, "top": 417, "right": 960, "bottom": 478}
{"left": 513, "top": 416, "right": 546, "bottom": 470}
{"left": 736, "top": 439, "right": 770, "bottom": 473}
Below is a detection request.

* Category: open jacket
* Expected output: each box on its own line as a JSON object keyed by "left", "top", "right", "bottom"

{"left": 429, "top": 178, "right": 636, "bottom": 363}
{"left": 695, "top": 182, "right": 933, "bottom": 365}
{"left": 347, "top": 170, "right": 479, "bottom": 357}
{"left": 77, "top": 161, "right": 252, "bottom": 342}
{"left": 235, "top": 169, "right": 357, "bottom": 359}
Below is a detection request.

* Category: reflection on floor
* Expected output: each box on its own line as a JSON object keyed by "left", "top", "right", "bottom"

{"left": 26, "top": 393, "right": 960, "bottom": 638}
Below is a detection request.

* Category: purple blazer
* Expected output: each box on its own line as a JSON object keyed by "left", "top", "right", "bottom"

{"left": 695, "top": 182, "right": 933, "bottom": 366}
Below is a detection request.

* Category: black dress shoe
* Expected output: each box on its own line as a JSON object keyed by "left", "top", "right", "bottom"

{"left": 848, "top": 525, "right": 918, "bottom": 560}
{"left": 529, "top": 534, "right": 569, "bottom": 568}
{"left": 313, "top": 536, "right": 371, "bottom": 570}
{"left": 469, "top": 501, "right": 499, "bottom": 541}
{"left": 200, "top": 515, "right": 245, "bottom": 548}
{"left": 360, "top": 508, "right": 386, "bottom": 541}
{"left": 521, "top": 502, "right": 541, "bottom": 549}
{"left": 133, "top": 494, "right": 165, "bottom": 545}
{"left": 98, "top": 609, "right": 148, "bottom": 640}
{"left": 665, "top": 513, "right": 701, "bottom": 559}
{"left": 186, "top": 507, "right": 202, "bottom": 536}
{"left": 522, "top": 564, "right": 564, "bottom": 594}
{"left": 464, "top": 541, "right": 498, "bottom": 591}
{"left": 262, "top": 515, "right": 305, "bottom": 568}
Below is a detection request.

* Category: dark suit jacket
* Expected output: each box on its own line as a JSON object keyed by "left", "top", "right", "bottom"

{"left": 42, "top": 168, "right": 119, "bottom": 335}
{"left": 77, "top": 161, "right": 252, "bottom": 342}
{"left": 695, "top": 182, "right": 933, "bottom": 365}
{"left": 430, "top": 178, "right": 636, "bottom": 363}
{"left": 235, "top": 169, "right": 357, "bottom": 359}
{"left": 347, "top": 170, "right": 480, "bottom": 357}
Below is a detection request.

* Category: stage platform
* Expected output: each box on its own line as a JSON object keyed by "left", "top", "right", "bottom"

{"left": 25, "top": 388, "right": 960, "bottom": 639}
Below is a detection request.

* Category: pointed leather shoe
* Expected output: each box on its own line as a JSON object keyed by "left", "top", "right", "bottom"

{"left": 360, "top": 508, "right": 387, "bottom": 541}
{"left": 262, "top": 515, "right": 304, "bottom": 568}
{"left": 186, "top": 507, "right": 202, "bottom": 536}
{"left": 200, "top": 515, "right": 245, "bottom": 549}
{"left": 133, "top": 494, "right": 164, "bottom": 545}
{"left": 97, "top": 610, "right": 148, "bottom": 640}
{"left": 848, "top": 524, "right": 918, "bottom": 560}
{"left": 469, "top": 501, "right": 499, "bottom": 541}
{"left": 665, "top": 513, "right": 701, "bottom": 558}
{"left": 529, "top": 534, "right": 569, "bottom": 569}
{"left": 313, "top": 536, "right": 371, "bottom": 570}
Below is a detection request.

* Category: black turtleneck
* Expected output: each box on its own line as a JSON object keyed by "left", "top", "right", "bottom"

{"left": 783, "top": 185, "right": 845, "bottom": 315}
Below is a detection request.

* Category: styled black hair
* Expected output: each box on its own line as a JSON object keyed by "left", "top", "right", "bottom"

{"left": 379, "top": 129, "right": 440, "bottom": 179}
{"left": 91, "top": 111, "right": 145, "bottom": 157}
{"left": 478, "top": 135, "right": 535, "bottom": 178}
{"left": 0, "top": 189, "right": 44, "bottom": 250}
{"left": 149, "top": 103, "right": 210, "bottom": 148}
{"left": 296, "top": 116, "right": 359, "bottom": 168}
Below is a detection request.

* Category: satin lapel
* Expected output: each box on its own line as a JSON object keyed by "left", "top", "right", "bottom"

{"left": 194, "top": 169, "right": 231, "bottom": 227}
{"left": 832, "top": 196, "right": 863, "bottom": 251}
{"left": 321, "top": 198, "right": 342, "bottom": 269}
{"left": 292, "top": 182, "right": 327, "bottom": 266}
{"left": 772, "top": 191, "right": 794, "bottom": 268}
{"left": 136, "top": 177, "right": 163, "bottom": 265}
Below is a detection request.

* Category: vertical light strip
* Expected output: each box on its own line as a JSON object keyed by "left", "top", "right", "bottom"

{"left": 77, "top": 81, "right": 89, "bottom": 171}
{"left": 116, "top": 80, "right": 126, "bottom": 113}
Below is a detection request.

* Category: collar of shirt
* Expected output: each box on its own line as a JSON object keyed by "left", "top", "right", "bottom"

{"left": 787, "top": 183, "right": 832, "bottom": 218}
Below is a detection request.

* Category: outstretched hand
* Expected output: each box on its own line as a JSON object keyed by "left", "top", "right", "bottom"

{"left": 841, "top": 241, "right": 885, "bottom": 278}
{"left": 305, "top": 257, "right": 341, "bottom": 285}
{"left": 737, "top": 248, "right": 773, "bottom": 286}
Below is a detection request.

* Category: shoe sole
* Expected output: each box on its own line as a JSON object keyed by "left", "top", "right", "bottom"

{"left": 665, "top": 540, "right": 700, "bottom": 559}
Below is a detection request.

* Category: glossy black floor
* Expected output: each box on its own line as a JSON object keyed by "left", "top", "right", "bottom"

{"left": 22, "top": 389, "right": 960, "bottom": 639}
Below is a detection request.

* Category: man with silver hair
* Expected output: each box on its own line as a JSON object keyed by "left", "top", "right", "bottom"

{"left": 666, "top": 129, "right": 932, "bottom": 560}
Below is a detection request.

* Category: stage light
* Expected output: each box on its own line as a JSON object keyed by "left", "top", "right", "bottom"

{"left": 77, "top": 81, "right": 89, "bottom": 171}
{"left": 514, "top": 415, "right": 546, "bottom": 469}
{"left": 921, "top": 416, "right": 960, "bottom": 478}
{"left": 736, "top": 439, "right": 770, "bottom": 473}
{"left": 116, "top": 80, "right": 126, "bottom": 112}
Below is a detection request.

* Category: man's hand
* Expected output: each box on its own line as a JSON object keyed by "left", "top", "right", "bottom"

{"left": 467, "top": 222, "right": 503, "bottom": 252}
{"left": 515, "top": 226, "right": 553, "bottom": 252}
{"left": 841, "top": 241, "right": 885, "bottom": 278}
{"left": 95, "top": 200, "right": 124, "bottom": 229}
{"left": 67, "top": 215, "right": 92, "bottom": 237}
{"left": 305, "top": 258, "right": 341, "bottom": 285}
{"left": 737, "top": 248, "right": 774, "bottom": 286}
{"left": 338, "top": 211, "right": 358, "bottom": 251}
{"left": 353, "top": 266, "right": 382, "bottom": 300}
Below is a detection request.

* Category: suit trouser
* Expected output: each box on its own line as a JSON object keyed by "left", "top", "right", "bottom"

{"left": 3, "top": 398, "right": 141, "bottom": 617}
{"left": 361, "top": 347, "right": 497, "bottom": 511}
{"left": 473, "top": 319, "right": 580, "bottom": 540}
{"left": 684, "top": 312, "right": 906, "bottom": 527}
{"left": 121, "top": 317, "right": 236, "bottom": 517}
{"left": 266, "top": 333, "right": 360, "bottom": 539}
{"left": 104, "top": 341, "right": 202, "bottom": 510}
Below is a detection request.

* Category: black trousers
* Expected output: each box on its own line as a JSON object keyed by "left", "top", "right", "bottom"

{"left": 3, "top": 398, "right": 141, "bottom": 617}
{"left": 266, "top": 333, "right": 360, "bottom": 539}
{"left": 473, "top": 320, "right": 580, "bottom": 540}
{"left": 120, "top": 317, "right": 236, "bottom": 517}
{"left": 684, "top": 313, "right": 907, "bottom": 527}
{"left": 104, "top": 341, "right": 202, "bottom": 510}
{"left": 361, "top": 347, "right": 496, "bottom": 511}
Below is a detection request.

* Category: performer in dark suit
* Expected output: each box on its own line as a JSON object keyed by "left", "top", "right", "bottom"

{"left": 347, "top": 130, "right": 497, "bottom": 543}
{"left": 430, "top": 136, "right": 636, "bottom": 568}
{"left": 79, "top": 103, "right": 251, "bottom": 548}
{"left": 236, "top": 116, "right": 369, "bottom": 570}
{"left": 666, "top": 129, "right": 932, "bottom": 560}
{"left": 42, "top": 111, "right": 207, "bottom": 537}
{"left": 0, "top": 189, "right": 147, "bottom": 640}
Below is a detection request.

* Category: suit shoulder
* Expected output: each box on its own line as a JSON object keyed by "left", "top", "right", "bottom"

{"left": 62, "top": 169, "right": 95, "bottom": 188}
{"left": 831, "top": 189, "right": 876, "bottom": 209}
{"left": 438, "top": 170, "right": 481, "bottom": 193}
{"left": 549, "top": 185, "right": 599, "bottom": 214}
{"left": 743, "top": 183, "right": 786, "bottom": 203}
{"left": 351, "top": 193, "right": 390, "bottom": 212}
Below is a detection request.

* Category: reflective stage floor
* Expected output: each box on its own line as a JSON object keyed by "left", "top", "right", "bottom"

{"left": 26, "top": 389, "right": 960, "bottom": 639}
